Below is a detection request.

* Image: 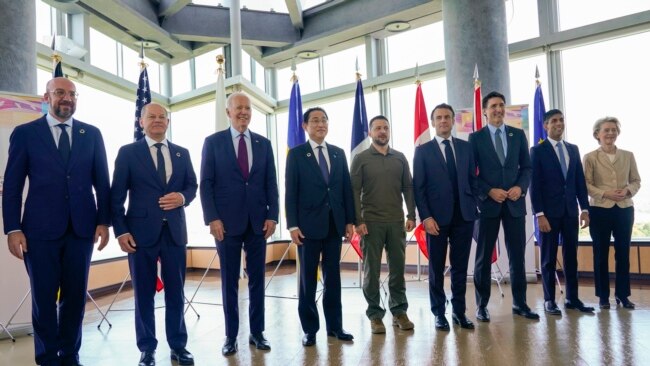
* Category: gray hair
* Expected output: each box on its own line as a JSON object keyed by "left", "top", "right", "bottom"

{"left": 226, "top": 92, "right": 249, "bottom": 108}
{"left": 592, "top": 116, "right": 621, "bottom": 141}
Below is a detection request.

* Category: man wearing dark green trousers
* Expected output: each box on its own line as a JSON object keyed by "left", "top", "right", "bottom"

{"left": 350, "top": 115, "right": 416, "bottom": 334}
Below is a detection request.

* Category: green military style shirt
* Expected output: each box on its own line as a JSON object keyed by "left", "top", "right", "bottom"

{"left": 350, "top": 144, "right": 416, "bottom": 224}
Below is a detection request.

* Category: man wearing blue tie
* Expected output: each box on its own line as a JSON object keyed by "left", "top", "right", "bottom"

{"left": 469, "top": 91, "right": 539, "bottom": 322}
{"left": 285, "top": 107, "right": 356, "bottom": 347}
{"left": 200, "top": 92, "right": 279, "bottom": 356}
{"left": 111, "top": 102, "right": 198, "bottom": 366}
{"left": 530, "top": 109, "right": 593, "bottom": 315}
{"left": 2, "top": 77, "right": 111, "bottom": 366}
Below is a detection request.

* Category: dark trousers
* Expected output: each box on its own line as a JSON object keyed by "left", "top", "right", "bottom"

{"left": 297, "top": 217, "right": 343, "bottom": 335}
{"left": 474, "top": 206, "right": 528, "bottom": 307}
{"left": 128, "top": 223, "right": 188, "bottom": 352}
{"left": 589, "top": 206, "right": 634, "bottom": 299}
{"left": 539, "top": 213, "right": 580, "bottom": 302}
{"left": 216, "top": 221, "right": 266, "bottom": 338}
{"left": 427, "top": 206, "right": 474, "bottom": 316}
{"left": 24, "top": 223, "right": 94, "bottom": 366}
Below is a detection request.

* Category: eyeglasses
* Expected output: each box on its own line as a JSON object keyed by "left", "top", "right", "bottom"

{"left": 308, "top": 118, "right": 328, "bottom": 125}
{"left": 49, "top": 89, "right": 79, "bottom": 99}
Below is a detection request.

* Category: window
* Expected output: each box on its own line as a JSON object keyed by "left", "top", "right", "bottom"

{"left": 172, "top": 60, "right": 192, "bottom": 95}
{"left": 276, "top": 58, "right": 320, "bottom": 100}
{"left": 509, "top": 54, "right": 549, "bottom": 139}
{"left": 505, "top": 0, "right": 540, "bottom": 43}
{"left": 35, "top": 1, "right": 53, "bottom": 44}
{"left": 195, "top": 48, "right": 225, "bottom": 89}
{"left": 558, "top": 0, "right": 650, "bottom": 31}
{"left": 322, "top": 45, "right": 367, "bottom": 89}
{"left": 89, "top": 28, "right": 118, "bottom": 75}
{"left": 561, "top": 32, "right": 650, "bottom": 239}
{"left": 386, "top": 22, "right": 445, "bottom": 74}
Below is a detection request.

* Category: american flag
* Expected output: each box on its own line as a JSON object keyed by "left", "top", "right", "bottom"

{"left": 134, "top": 66, "right": 150, "bottom": 141}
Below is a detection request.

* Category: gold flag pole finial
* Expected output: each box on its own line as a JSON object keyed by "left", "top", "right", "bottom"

{"left": 473, "top": 63, "right": 481, "bottom": 88}
{"left": 216, "top": 54, "right": 225, "bottom": 75}
{"left": 138, "top": 43, "right": 148, "bottom": 70}
{"left": 51, "top": 35, "right": 62, "bottom": 64}
{"left": 290, "top": 57, "right": 298, "bottom": 83}
{"left": 355, "top": 56, "right": 362, "bottom": 81}
{"left": 535, "top": 65, "right": 541, "bottom": 87}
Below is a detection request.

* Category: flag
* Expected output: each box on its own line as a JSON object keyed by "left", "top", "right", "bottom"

{"left": 287, "top": 77, "right": 305, "bottom": 149}
{"left": 51, "top": 36, "right": 63, "bottom": 78}
{"left": 413, "top": 80, "right": 431, "bottom": 258}
{"left": 414, "top": 224, "right": 428, "bottom": 260}
{"left": 414, "top": 82, "right": 430, "bottom": 146}
{"left": 215, "top": 55, "right": 229, "bottom": 131}
{"left": 350, "top": 232, "right": 363, "bottom": 259}
{"left": 533, "top": 78, "right": 547, "bottom": 245}
{"left": 350, "top": 78, "right": 370, "bottom": 160}
{"left": 134, "top": 64, "right": 150, "bottom": 141}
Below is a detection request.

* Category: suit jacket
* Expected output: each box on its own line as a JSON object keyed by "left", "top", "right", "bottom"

{"left": 200, "top": 129, "right": 279, "bottom": 236}
{"left": 111, "top": 139, "right": 198, "bottom": 247}
{"left": 530, "top": 139, "right": 589, "bottom": 218}
{"left": 2, "top": 115, "right": 110, "bottom": 239}
{"left": 583, "top": 147, "right": 641, "bottom": 209}
{"left": 285, "top": 142, "right": 356, "bottom": 239}
{"left": 413, "top": 137, "right": 479, "bottom": 225}
{"left": 468, "top": 125, "right": 532, "bottom": 218}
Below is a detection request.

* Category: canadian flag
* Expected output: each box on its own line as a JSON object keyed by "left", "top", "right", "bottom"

{"left": 413, "top": 81, "right": 431, "bottom": 258}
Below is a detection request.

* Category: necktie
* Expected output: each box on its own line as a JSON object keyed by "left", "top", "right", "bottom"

{"left": 317, "top": 146, "right": 329, "bottom": 184}
{"left": 494, "top": 128, "right": 506, "bottom": 165}
{"left": 154, "top": 143, "right": 167, "bottom": 185}
{"left": 237, "top": 134, "right": 249, "bottom": 180}
{"left": 57, "top": 124, "right": 70, "bottom": 165}
{"left": 556, "top": 141, "right": 568, "bottom": 178}
{"left": 443, "top": 140, "right": 458, "bottom": 198}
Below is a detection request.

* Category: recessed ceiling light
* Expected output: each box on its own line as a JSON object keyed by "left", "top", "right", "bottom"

{"left": 385, "top": 21, "right": 411, "bottom": 32}
{"left": 296, "top": 50, "right": 319, "bottom": 59}
{"left": 134, "top": 40, "right": 160, "bottom": 49}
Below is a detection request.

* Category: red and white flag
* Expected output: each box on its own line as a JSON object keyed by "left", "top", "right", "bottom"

{"left": 413, "top": 81, "right": 431, "bottom": 258}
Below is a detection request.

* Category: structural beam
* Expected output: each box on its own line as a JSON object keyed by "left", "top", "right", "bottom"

{"left": 159, "top": 0, "right": 192, "bottom": 18}
{"left": 285, "top": 0, "right": 304, "bottom": 29}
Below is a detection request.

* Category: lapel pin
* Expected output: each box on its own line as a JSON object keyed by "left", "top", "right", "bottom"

{"left": 508, "top": 132, "right": 513, "bottom": 137}
{"left": 79, "top": 129, "right": 85, "bottom": 134}
{"left": 306, "top": 153, "right": 312, "bottom": 157}
{"left": 176, "top": 152, "right": 181, "bottom": 157}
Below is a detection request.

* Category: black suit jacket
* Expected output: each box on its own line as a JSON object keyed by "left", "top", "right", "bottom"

{"left": 468, "top": 125, "right": 531, "bottom": 218}
{"left": 285, "top": 142, "right": 356, "bottom": 239}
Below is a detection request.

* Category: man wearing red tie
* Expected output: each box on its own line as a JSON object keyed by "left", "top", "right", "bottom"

{"left": 200, "top": 93, "right": 279, "bottom": 356}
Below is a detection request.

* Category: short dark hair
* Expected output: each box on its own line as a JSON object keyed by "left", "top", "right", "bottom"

{"left": 430, "top": 103, "right": 455, "bottom": 120}
{"left": 543, "top": 109, "right": 563, "bottom": 123}
{"left": 368, "top": 115, "right": 389, "bottom": 128}
{"left": 303, "top": 107, "right": 328, "bottom": 123}
{"left": 482, "top": 91, "right": 506, "bottom": 109}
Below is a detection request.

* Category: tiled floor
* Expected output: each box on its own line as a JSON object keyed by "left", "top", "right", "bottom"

{"left": 1, "top": 266, "right": 648, "bottom": 365}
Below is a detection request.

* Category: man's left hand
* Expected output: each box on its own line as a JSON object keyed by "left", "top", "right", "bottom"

{"left": 579, "top": 211, "right": 590, "bottom": 229}
{"left": 94, "top": 225, "right": 109, "bottom": 251}
{"left": 263, "top": 220, "right": 276, "bottom": 239}
{"left": 345, "top": 224, "right": 355, "bottom": 241}
{"left": 159, "top": 192, "right": 183, "bottom": 210}
{"left": 507, "top": 186, "right": 522, "bottom": 201}
{"left": 405, "top": 219, "right": 416, "bottom": 232}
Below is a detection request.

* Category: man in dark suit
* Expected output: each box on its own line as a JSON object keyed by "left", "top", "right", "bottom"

{"left": 469, "top": 91, "right": 539, "bottom": 322}
{"left": 200, "top": 92, "right": 279, "bottom": 356}
{"left": 413, "top": 103, "right": 479, "bottom": 331}
{"left": 111, "top": 102, "right": 198, "bottom": 366}
{"left": 530, "top": 109, "right": 593, "bottom": 315}
{"left": 2, "top": 77, "right": 110, "bottom": 366}
{"left": 285, "top": 107, "right": 356, "bottom": 347}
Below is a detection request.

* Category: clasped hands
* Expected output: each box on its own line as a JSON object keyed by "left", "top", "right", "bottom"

{"left": 488, "top": 186, "right": 522, "bottom": 203}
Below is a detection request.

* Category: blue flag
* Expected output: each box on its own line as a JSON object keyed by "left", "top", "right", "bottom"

{"left": 134, "top": 67, "right": 151, "bottom": 141}
{"left": 288, "top": 80, "right": 305, "bottom": 149}
{"left": 350, "top": 79, "right": 370, "bottom": 159}
{"left": 533, "top": 83, "right": 547, "bottom": 145}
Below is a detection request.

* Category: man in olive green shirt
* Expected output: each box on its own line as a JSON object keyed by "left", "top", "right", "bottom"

{"left": 350, "top": 115, "right": 416, "bottom": 334}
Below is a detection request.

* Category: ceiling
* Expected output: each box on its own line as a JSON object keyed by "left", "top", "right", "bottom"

{"left": 44, "top": 0, "right": 442, "bottom": 68}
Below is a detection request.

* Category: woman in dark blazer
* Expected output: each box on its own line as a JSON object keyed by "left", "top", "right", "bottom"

{"left": 583, "top": 116, "right": 641, "bottom": 309}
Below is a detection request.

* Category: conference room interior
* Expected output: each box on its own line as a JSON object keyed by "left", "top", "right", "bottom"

{"left": 2, "top": 0, "right": 650, "bottom": 365}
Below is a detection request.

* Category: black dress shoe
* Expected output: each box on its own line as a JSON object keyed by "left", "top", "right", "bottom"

{"left": 512, "top": 304, "right": 540, "bottom": 320}
{"left": 434, "top": 315, "right": 450, "bottom": 331}
{"left": 565, "top": 299, "right": 595, "bottom": 313}
{"left": 599, "top": 297, "right": 611, "bottom": 309}
{"left": 221, "top": 338, "right": 238, "bottom": 356}
{"left": 302, "top": 333, "right": 316, "bottom": 347}
{"left": 452, "top": 313, "right": 475, "bottom": 329}
{"left": 476, "top": 307, "right": 490, "bottom": 322}
{"left": 616, "top": 297, "right": 635, "bottom": 309}
{"left": 326, "top": 329, "right": 354, "bottom": 341}
{"left": 139, "top": 351, "right": 155, "bottom": 366}
{"left": 544, "top": 301, "right": 562, "bottom": 315}
{"left": 170, "top": 348, "right": 194, "bottom": 365}
{"left": 249, "top": 333, "right": 271, "bottom": 350}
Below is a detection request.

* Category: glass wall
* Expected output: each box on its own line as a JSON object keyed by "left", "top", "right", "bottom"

{"left": 561, "top": 31, "right": 650, "bottom": 239}
{"left": 195, "top": 48, "right": 225, "bottom": 89}
{"left": 276, "top": 58, "right": 321, "bottom": 100}
{"left": 558, "top": 0, "right": 650, "bottom": 30}
{"left": 89, "top": 28, "right": 118, "bottom": 75}
{"left": 322, "top": 45, "right": 367, "bottom": 89}
{"left": 386, "top": 22, "right": 445, "bottom": 74}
